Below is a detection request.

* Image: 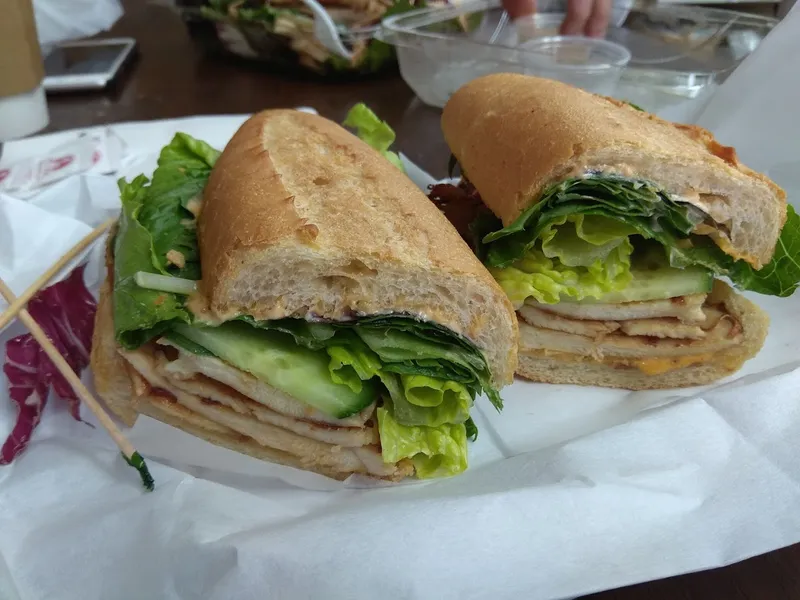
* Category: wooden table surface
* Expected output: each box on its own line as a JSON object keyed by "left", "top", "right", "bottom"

{"left": 44, "top": 1, "right": 800, "bottom": 598}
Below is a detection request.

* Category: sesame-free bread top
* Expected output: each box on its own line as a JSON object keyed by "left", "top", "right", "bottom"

{"left": 197, "top": 109, "right": 518, "bottom": 385}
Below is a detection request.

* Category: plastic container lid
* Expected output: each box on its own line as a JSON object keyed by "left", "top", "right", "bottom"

{"left": 518, "top": 35, "right": 631, "bottom": 95}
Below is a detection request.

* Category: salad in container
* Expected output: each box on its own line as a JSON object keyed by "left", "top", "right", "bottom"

{"left": 176, "top": 0, "right": 436, "bottom": 78}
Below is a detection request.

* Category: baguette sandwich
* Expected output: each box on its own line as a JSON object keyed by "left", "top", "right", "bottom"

{"left": 433, "top": 73, "right": 800, "bottom": 390}
{"left": 91, "top": 108, "right": 518, "bottom": 481}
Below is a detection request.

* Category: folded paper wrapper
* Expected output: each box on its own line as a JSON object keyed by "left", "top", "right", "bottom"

{"left": 1, "top": 11, "right": 800, "bottom": 597}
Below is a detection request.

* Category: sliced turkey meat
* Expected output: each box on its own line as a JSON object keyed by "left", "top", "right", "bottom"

{"left": 618, "top": 318, "right": 706, "bottom": 340}
{"left": 519, "top": 304, "right": 743, "bottom": 360}
{"left": 529, "top": 293, "right": 707, "bottom": 324}
{"left": 118, "top": 346, "right": 401, "bottom": 479}
{"left": 518, "top": 304, "right": 619, "bottom": 339}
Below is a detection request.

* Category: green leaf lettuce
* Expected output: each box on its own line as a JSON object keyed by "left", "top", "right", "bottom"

{"left": 114, "top": 175, "right": 192, "bottom": 349}
{"left": 377, "top": 407, "right": 468, "bottom": 478}
{"left": 343, "top": 103, "right": 405, "bottom": 172}
{"left": 489, "top": 214, "right": 634, "bottom": 307}
{"left": 136, "top": 133, "right": 220, "bottom": 280}
{"left": 480, "top": 176, "right": 800, "bottom": 300}
{"left": 113, "top": 133, "right": 219, "bottom": 348}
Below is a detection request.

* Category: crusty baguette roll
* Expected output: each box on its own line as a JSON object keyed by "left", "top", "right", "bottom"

{"left": 199, "top": 109, "right": 518, "bottom": 386}
{"left": 442, "top": 73, "right": 786, "bottom": 268}
{"left": 515, "top": 281, "right": 769, "bottom": 390}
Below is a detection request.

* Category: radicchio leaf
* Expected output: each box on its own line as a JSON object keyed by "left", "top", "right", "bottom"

{"left": 2, "top": 335, "right": 49, "bottom": 464}
{"left": 1, "top": 265, "right": 97, "bottom": 464}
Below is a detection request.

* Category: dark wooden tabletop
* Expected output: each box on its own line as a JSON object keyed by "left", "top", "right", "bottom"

{"left": 44, "top": 0, "right": 451, "bottom": 178}
{"left": 43, "top": 1, "right": 800, "bottom": 598}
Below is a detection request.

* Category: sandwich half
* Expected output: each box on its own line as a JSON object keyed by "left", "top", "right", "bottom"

{"left": 434, "top": 73, "right": 800, "bottom": 390}
{"left": 91, "top": 109, "right": 518, "bottom": 481}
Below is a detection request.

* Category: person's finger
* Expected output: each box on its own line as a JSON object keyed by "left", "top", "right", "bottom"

{"left": 504, "top": 0, "right": 537, "bottom": 20}
{"left": 559, "top": 0, "right": 593, "bottom": 35}
{"left": 585, "top": 0, "right": 612, "bottom": 37}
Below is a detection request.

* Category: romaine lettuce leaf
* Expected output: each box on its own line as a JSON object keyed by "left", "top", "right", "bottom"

{"left": 380, "top": 359, "right": 473, "bottom": 384}
{"left": 396, "top": 374, "right": 472, "bottom": 426}
{"left": 491, "top": 213, "right": 635, "bottom": 306}
{"left": 482, "top": 177, "right": 702, "bottom": 267}
{"left": 352, "top": 314, "right": 501, "bottom": 410}
{"left": 377, "top": 406, "right": 468, "bottom": 478}
{"left": 114, "top": 175, "right": 192, "bottom": 349}
{"left": 323, "top": 329, "right": 485, "bottom": 425}
{"left": 492, "top": 241, "right": 632, "bottom": 307}
{"left": 113, "top": 133, "right": 220, "bottom": 347}
{"left": 480, "top": 176, "right": 800, "bottom": 298}
{"left": 540, "top": 214, "right": 637, "bottom": 267}
{"left": 136, "top": 133, "right": 219, "bottom": 280}
{"left": 328, "top": 344, "right": 382, "bottom": 394}
{"left": 355, "top": 327, "right": 482, "bottom": 374}
{"left": 343, "top": 103, "right": 405, "bottom": 172}
{"left": 328, "top": 344, "right": 474, "bottom": 427}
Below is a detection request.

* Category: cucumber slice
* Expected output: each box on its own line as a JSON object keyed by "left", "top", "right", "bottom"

{"left": 172, "top": 323, "right": 376, "bottom": 418}
{"left": 582, "top": 245, "right": 714, "bottom": 304}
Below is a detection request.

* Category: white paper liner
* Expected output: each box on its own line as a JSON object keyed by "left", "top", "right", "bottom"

{"left": 2, "top": 16, "right": 800, "bottom": 593}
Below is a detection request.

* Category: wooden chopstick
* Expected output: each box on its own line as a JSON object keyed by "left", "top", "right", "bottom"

{"left": 0, "top": 218, "right": 116, "bottom": 332}
{"left": 0, "top": 277, "right": 154, "bottom": 491}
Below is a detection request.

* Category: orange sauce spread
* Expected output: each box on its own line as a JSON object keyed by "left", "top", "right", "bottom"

{"left": 527, "top": 350, "right": 742, "bottom": 377}
{"left": 631, "top": 354, "right": 715, "bottom": 376}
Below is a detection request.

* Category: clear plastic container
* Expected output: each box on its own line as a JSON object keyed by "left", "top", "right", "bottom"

{"left": 380, "top": 0, "right": 778, "bottom": 121}
{"left": 518, "top": 36, "right": 631, "bottom": 96}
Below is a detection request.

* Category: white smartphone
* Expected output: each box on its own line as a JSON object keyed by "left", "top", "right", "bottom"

{"left": 43, "top": 38, "right": 137, "bottom": 93}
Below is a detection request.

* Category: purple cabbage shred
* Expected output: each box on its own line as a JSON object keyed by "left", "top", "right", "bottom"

{"left": 1, "top": 266, "right": 96, "bottom": 464}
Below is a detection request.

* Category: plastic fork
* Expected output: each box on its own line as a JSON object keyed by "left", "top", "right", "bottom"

{"left": 300, "top": 0, "right": 353, "bottom": 59}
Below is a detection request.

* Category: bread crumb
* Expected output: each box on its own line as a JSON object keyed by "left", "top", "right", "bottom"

{"left": 166, "top": 249, "right": 186, "bottom": 268}
{"left": 185, "top": 196, "right": 202, "bottom": 217}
